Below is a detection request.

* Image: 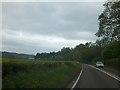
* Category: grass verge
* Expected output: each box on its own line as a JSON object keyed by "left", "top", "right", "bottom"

{"left": 2, "top": 58, "right": 81, "bottom": 88}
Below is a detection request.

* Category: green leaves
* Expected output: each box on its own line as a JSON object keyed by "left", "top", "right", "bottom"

{"left": 102, "top": 41, "right": 120, "bottom": 59}
{"left": 96, "top": 1, "right": 120, "bottom": 43}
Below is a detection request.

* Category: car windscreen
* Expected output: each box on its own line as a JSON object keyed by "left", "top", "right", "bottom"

{"left": 96, "top": 62, "right": 103, "bottom": 64}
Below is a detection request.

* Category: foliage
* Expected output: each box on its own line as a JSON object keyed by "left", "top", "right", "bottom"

{"left": 96, "top": 1, "right": 120, "bottom": 44}
{"left": 103, "top": 58, "right": 120, "bottom": 70}
{"left": 102, "top": 41, "right": 120, "bottom": 59}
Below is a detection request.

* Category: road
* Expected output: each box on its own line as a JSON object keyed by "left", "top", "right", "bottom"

{"left": 73, "top": 64, "right": 119, "bottom": 88}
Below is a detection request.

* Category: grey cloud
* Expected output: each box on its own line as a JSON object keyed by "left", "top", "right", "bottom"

{"left": 3, "top": 2, "right": 103, "bottom": 34}
{"left": 2, "top": 2, "right": 104, "bottom": 54}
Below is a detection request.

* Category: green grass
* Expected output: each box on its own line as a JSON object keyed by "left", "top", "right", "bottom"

{"left": 2, "top": 58, "right": 81, "bottom": 88}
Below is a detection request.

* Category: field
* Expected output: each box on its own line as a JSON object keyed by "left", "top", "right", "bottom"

{"left": 2, "top": 58, "right": 81, "bottom": 88}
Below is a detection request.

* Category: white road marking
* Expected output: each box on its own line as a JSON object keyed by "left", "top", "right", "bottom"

{"left": 71, "top": 65, "right": 83, "bottom": 90}
{"left": 87, "top": 64, "right": 120, "bottom": 82}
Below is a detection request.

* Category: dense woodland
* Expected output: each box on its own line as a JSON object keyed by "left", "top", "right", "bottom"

{"left": 35, "top": 1, "right": 120, "bottom": 69}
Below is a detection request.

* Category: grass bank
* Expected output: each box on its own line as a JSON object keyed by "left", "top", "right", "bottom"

{"left": 103, "top": 58, "right": 120, "bottom": 70}
{"left": 2, "top": 58, "right": 81, "bottom": 88}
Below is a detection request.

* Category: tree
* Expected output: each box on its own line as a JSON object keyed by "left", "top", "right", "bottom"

{"left": 35, "top": 53, "right": 40, "bottom": 59}
{"left": 60, "top": 47, "right": 72, "bottom": 60}
{"left": 96, "top": 1, "right": 120, "bottom": 43}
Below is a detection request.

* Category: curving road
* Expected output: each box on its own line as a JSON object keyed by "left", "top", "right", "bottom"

{"left": 74, "top": 64, "right": 119, "bottom": 88}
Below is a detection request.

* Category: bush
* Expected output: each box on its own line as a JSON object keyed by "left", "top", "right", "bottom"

{"left": 102, "top": 41, "right": 120, "bottom": 59}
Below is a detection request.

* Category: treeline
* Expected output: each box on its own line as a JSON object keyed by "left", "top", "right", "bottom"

{"left": 35, "top": 1, "right": 120, "bottom": 69}
{"left": 35, "top": 42, "right": 101, "bottom": 63}
{"left": 35, "top": 41, "right": 120, "bottom": 62}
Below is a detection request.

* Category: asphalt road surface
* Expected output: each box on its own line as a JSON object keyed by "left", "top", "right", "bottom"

{"left": 74, "top": 64, "right": 119, "bottom": 88}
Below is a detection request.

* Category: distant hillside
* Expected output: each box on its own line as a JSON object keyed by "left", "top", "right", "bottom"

{"left": 2, "top": 51, "right": 35, "bottom": 59}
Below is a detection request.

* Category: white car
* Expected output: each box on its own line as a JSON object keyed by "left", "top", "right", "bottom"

{"left": 96, "top": 61, "right": 104, "bottom": 68}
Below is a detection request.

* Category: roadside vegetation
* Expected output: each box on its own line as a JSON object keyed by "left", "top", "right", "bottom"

{"left": 2, "top": 58, "right": 81, "bottom": 88}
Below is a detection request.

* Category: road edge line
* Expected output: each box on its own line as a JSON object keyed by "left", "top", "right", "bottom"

{"left": 88, "top": 65, "right": 120, "bottom": 82}
{"left": 71, "top": 65, "right": 83, "bottom": 90}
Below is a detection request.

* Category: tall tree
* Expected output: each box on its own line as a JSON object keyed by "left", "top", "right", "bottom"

{"left": 96, "top": 1, "right": 120, "bottom": 43}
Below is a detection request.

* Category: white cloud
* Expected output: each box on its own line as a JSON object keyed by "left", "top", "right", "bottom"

{"left": 2, "top": 29, "right": 88, "bottom": 54}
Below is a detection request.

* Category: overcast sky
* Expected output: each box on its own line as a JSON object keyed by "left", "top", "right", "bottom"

{"left": 2, "top": 2, "right": 105, "bottom": 54}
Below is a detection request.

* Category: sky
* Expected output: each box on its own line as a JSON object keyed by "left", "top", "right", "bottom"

{"left": 1, "top": 1, "right": 105, "bottom": 55}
